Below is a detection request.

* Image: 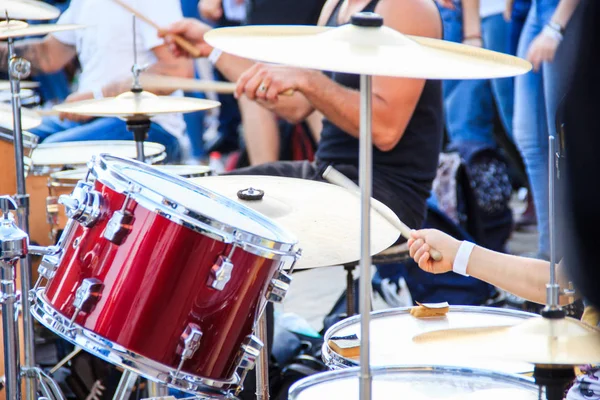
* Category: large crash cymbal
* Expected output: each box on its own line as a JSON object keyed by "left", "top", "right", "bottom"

{"left": 0, "top": 20, "right": 83, "bottom": 39}
{"left": 0, "top": 0, "right": 60, "bottom": 20}
{"left": 413, "top": 316, "right": 600, "bottom": 366}
{"left": 140, "top": 73, "right": 236, "bottom": 94}
{"left": 188, "top": 175, "right": 400, "bottom": 270}
{"left": 52, "top": 90, "right": 220, "bottom": 119}
{"left": 0, "top": 102, "right": 40, "bottom": 130}
{"left": 204, "top": 20, "right": 531, "bottom": 79}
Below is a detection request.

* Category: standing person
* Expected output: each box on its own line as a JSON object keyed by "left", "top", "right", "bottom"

{"left": 513, "top": 0, "right": 580, "bottom": 258}
{"left": 3, "top": 0, "right": 194, "bottom": 163}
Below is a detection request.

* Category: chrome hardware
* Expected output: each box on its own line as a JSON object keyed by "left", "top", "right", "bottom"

{"left": 207, "top": 255, "right": 234, "bottom": 291}
{"left": 33, "top": 247, "right": 63, "bottom": 290}
{"left": 237, "top": 335, "right": 263, "bottom": 371}
{"left": 69, "top": 278, "right": 103, "bottom": 326}
{"left": 103, "top": 211, "right": 134, "bottom": 245}
{"left": 0, "top": 196, "right": 28, "bottom": 260}
{"left": 46, "top": 195, "right": 59, "bottom": 226}
{"left": 59, "top": 181, "right": 102, "bottom": 227}
{"left": 174, "top": 323, "right": 203, "bottom": 377}
{"left": 9, "top": 57, "right": 31, "bottom": 80}
{"left": 266, "top": 271, "right": 292, "bottom": 303}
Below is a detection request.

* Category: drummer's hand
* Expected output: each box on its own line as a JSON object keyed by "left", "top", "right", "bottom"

{"left": 199, "top": 0, "right": 223, "bottom": 22}
{"left": 236, "top": 63, "right": 308, "bottom": 102}
{"left": 59, "top": 92, "right": 94, "bottom": 123}
{"left": 526, "top": 30, "right": 560, "bottom": 72}
{"left": 160, "top": 19, "right": 213, "bottom": 58}
{"left": 408, "top": 229, "right": 460, "bottom": 274}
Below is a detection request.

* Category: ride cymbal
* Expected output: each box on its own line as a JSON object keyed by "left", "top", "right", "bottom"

{"left": 0, "top": 102, "right": 40, "bottom": 130}
{"left": 0, "top": 20, "right": 83, "bottom": 39}
{"left": 52, "top": 91, "right": 220, "bottom": 119}
{"left": 413, "top": 316, "right": 600, "bottom": 366}
{"left": 0, "top": 0, "right": 60, "bottom": 20}
{"left": 204, "top": 23, "right": 531, "bottom": 79}
{"left": 189, "top": 175, "right": 400, "bottom": 270}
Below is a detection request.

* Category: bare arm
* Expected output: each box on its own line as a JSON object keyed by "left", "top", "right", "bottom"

{"left": 552, "top": 0, "right": 581, "bottom": 28}
{"left": 462, "top": 0, "right": 482, "bottom": 44}
{"left": 0, "top": 35, "right": 76, "bottom": 74}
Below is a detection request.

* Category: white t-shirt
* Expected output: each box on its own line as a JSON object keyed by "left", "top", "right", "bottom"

{"left": 223, "top": 0, "right": 246, "bottom": 22}
{"left": 480, "top": 0, "right": 505, "bottom": 18}
{"left": 52, "top": 0, "right": 186, "bottom": 139}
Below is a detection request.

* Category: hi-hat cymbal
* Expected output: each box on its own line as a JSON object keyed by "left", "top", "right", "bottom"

{"left": 140, "top": 73, "right": 236, "bottom": 94}
{"left": 0, "top": 20, "right": 84, "bottom": 39}
{"left": 52, "top": 91, "right": 220, "bottom": 119}
{"left": 0, "top": 80, "right": 39, "bottom": 91}
{"left": 188, "top": 175, "right": 400, "bottom": 270}
{"left": 0, "top": 0, "right": 60, "bottom": 20}
{"left": 413, "top": 316, "right": 600, "bottom": 366}
{"left": 0, "top": 102, "right": 41, "bottom": 130}
{"left": 204, "top": 22, "right": 531, "bottom": 79}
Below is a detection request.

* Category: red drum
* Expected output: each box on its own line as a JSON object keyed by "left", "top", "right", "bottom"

{"left": 32, "top": 155, "right": 300, "bottom": 396}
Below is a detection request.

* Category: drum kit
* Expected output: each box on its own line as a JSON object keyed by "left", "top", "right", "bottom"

{"left": 0, "top": 1, "right": 597, "bottom": 400}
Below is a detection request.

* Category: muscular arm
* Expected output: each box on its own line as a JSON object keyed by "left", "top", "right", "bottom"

{"left": 0, "top": 36, "right": 76, "bottom": 74}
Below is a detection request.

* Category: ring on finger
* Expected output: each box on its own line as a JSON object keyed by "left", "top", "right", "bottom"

{"left": 258, "top": 83, "right": 268, "bottom": 92}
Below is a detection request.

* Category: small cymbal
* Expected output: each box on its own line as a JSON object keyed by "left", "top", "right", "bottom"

{"left": 0, "top": 102, "right": 41, "bottom": 130}
{"left": 413, "top": 316, "right": 600, "bottom": 366}
{"left": 204, "top": 23, "right": 531, "bottom": 79}
{"left": 139, "top": 74, "right": 236, "bottom": 94}
{"left": 0, "top": 0, "right": 60, "bottom": 20}
{"left": 0, "top": 20, "right": 84, "bottom": 39}
{"left": 52, "top": 90, "right": 220, "bottom": 119}
{"left": 188, "top": 175, "right": 400, "bottom": 270}
{"left": 0, "top": 80, "right": 39, "bottom": 91}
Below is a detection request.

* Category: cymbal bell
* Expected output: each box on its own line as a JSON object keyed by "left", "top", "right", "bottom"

{"left": 413, "top": 315, "right": 600, "bottom": 366}
{"left": 0, "top": 80, "right": 39, "bottom": 91}
{"left": 0, "top": 102, "right": 41, "bottom": 130}
{"left": 204, "top": 23, "right": 531, "bottom": 79}
{"left": 0, "top": 20, "right": 84, "bottom": 39}
{"left": 140, "top": 73, "right": 236, "bottom": 94}
{"left": 0, "top": 0, "right": 60, "bottom": 20}
{"left": 52, "top": 90, "right": 220, "bottom": 119}
{"left": 188, "top": 175, "right": 400, "bottom": 270}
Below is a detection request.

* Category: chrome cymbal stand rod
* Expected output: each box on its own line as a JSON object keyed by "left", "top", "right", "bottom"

{"left": 546, "top": 134, "right": 559, "bottom": 310}
{"left": 113, "top": 370, "right": 138, "bottom": 400}
{"left": 255, "top": 312, "right": 269, "bottom": 400}
{"left": 6, "top": 25, "right": 37, "bottom": 400}
{"left": 358, "top": 73, "right": 373, "bottom": 400}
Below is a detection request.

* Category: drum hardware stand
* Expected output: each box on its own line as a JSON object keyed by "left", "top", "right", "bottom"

{"left": 4, "top": 14, "right": 40, "bottom": 400}
{"left": 113, "top": 370, "right": 138, "bottom": 400}
{"left": 255, "top": 312, "right": 270, "bottom": 400}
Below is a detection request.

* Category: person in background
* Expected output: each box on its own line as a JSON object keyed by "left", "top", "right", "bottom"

{"left": 1, "top": 0, "right": 194, "bottom": 163}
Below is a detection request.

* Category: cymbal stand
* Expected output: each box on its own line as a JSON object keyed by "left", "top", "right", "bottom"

{"left": 6, "top": 24, "right": 38, "bottom": 400}
{"left": 126, "top": 117, "right": 150, "bottom": 163}
{"left": 255, "top": 312, "right": 270, "bottom": 400}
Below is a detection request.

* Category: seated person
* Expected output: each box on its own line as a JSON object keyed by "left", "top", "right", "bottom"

{"left": 162, "top": 0, "right": 444, "bottom": 230}
{"left": 0, "top": 0, "right": 194, "bottom": 163}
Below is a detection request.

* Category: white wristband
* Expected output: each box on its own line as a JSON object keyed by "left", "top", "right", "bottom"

{"left": 453, "top": 241, "right": 475, "bottom": 277}
{"left": 542, "top": 25, "right": 563, "bottom": 42}
{"left": 93, "top": 87, "right": 104, "bottom": 99}
{"left": 208, "top": 48, "right": 223, "bottom": 65}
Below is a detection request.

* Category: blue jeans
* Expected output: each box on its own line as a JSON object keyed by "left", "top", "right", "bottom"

{"left": 513, "top": 0, "right": 577, "bottom": 255}
{"left": 440, "top": 5, "right": 515, "bottom": 145}
{"left": 30, "top": 117, "right": 182, "bottom": 163}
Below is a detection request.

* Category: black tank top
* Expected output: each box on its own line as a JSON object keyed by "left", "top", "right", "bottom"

{"left": 316, "top": 0, "right": 443, "bottom": 204}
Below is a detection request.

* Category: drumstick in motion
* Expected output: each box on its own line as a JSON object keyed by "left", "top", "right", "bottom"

{"left": 323, "top": 166, "right": 443, "bottom": 261}
{"left": 112, "top": 0, "right": 201, "bottom": 58}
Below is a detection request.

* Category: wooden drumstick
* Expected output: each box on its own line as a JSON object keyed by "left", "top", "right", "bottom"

{"left": 112, "top": 0, "right": 201, "bottom": 58}
{"left": 322, "top": 166, "right": 443, "bottom": 262}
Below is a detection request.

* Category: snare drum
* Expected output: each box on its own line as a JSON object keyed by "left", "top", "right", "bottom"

{"left": 47, "top": 165, "right": 212, "bottom": 243}
{"left": 32, "top": 155, "right": 299, "bottom": 396}
{"left": 323, "top": 307, "right": 537, "bottom": 374}
{"left": 27, "top": 141, "right": 166, "bottom": 245}
{"left": 289, "top": 366, "right": 541, "bottom": 400}
{"left": 0, "top": 129, "right": 38, "bottom": 195}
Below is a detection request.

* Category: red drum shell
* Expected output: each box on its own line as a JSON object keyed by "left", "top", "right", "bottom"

{"left": 43, "top": 179, "right": 281, "bottom": 381}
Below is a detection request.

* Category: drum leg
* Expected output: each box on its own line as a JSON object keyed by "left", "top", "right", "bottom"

{"left": 1, "top": 258, "right": 22, "bottom": 400}
{"left": 113, "top": 370, "right": 138, "bottom": 400}
{"left": 255, "top": 313, "right": 270, "bottom": 400}
{"left": 345, "top": 265, "right": 356, "bottom": 317}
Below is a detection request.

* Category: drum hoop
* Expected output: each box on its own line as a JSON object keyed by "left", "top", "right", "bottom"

{"left": 288, "top": 365, "right": 539, "bottom": 400}
{"left": 322, "top": 306, "right": 539, "bottom": 370}
{"left": 31, "top": 290, "right": 236, "bottom": 398}
{"left": 93, "top": 154, "right": 299, "bottom": 261}
{"left": 0, "top": 129, "right": 39, "bottom": 150}
{"left": 30, "top": 141, "right": 167, "bottom": 175}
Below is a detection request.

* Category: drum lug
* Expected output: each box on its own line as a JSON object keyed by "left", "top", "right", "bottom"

{"left": 174, "top": 323, "right": 203, "bottom": 377}
{"left": 266, "top": 271, "right": 292, "bottom": 303}
{"left": 237, "top": 334, "right": 263, "bottom": 371}
{"left": 59, "top": 181, "right": 102, "bottom": 228}
{"left": 69, "top": 278, "right": 103, "bottom": 326}
{"left": 103, "top": 210, "right": 135, "bottom": 245}
{"left": 207, "top": 255, "right": 234, "bottom": 291}
{"left": 33, "top": 247, "right": 63, "bottom": 290}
